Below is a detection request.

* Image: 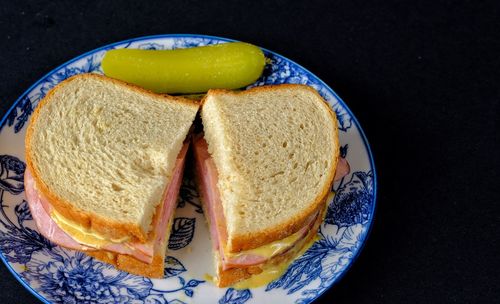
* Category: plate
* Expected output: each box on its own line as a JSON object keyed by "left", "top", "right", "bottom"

{"left": 0, "top": 34, "right": 376, "bottom": 304}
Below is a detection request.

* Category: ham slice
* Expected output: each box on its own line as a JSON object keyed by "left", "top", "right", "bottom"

{"left": 334, "top": 157, "right": 350, "bottom": 181}
{"left": 193, "top": 136, "right": 226, "bottom": 252}
{"left": 193, "top": 136, "right": 321, "bottom": 270}
{"left": 24, "top": 143, "right": 189, "bottom": 264}
{"left": 25, "top": 169, "right": 90, "bottom": 251}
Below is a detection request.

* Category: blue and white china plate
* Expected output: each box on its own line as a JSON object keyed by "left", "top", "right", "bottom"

{"left": 0, "top": 34, "right": 376, "bottom": 304}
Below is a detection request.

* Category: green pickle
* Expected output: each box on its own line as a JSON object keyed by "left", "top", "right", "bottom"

{"left": 102, "top": 42, "right": 266, "bottom": 94}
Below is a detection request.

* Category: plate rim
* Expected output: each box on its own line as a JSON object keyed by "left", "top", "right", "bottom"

{"left": 0, "top": 33, "right": 378, "bottom": 304}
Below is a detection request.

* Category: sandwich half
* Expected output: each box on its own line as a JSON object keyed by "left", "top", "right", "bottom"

{"left": 194, "top": 84, "right": 343, "bottom": 287}
{"left": 24, "top": 74, "right": 199, "bottom": 277}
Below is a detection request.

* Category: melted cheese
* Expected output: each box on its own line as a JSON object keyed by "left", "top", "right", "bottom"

{"left": 204, "top": 273, "right": 215, "bottom": 283}
{"left": 226, "top": 227, "right": 305, "bottom": 259}
{"left": 233, "top": 235, "right": 320, "bottom": 289}
{"left": 51, "top": 210, "right": 129, "bottom": 248}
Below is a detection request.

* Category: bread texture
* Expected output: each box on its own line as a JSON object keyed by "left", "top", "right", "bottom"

{"left": 25, "top": 73, "right": 199, "bottom": 242}
{"left": 201, "top": 85, "right": 339, "bottom": 252}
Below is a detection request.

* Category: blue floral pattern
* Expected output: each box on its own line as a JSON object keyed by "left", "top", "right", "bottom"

{"left": 0, "top": 35, "right": 376, "bottom": 304}
{"left": 24, "top": 246, "right": 204, "bottom": 304}
{"left": 326, "top": 171, "right": 374, "bottom": 228}
{"left": 171, "top": 37, "right": 219, "bottom": 49}
{"left": 0, "top": 156, "right": 53, "bottom": 265}
{"left": 177, "top": 178, "right": 203, "bottom": 214}
{"left": 0, "top": 155, "right": 25, "bottom": 195}
{"left": 5, "top": 95, "right": 33, "bottom": 133}
{"left": 218, "top": 288, "right": 252, "bottom": 304}
{"left": 24, "top": 247, "right": 153, "bottom": 304}
{"left": 164, "top": 256, "right": 186, "bottom": 278}
{"left": 168, "top": 218, "right": 196, "bottom": 251}
{"left": 137, "top": 42, "right": 166, "bottom": 50}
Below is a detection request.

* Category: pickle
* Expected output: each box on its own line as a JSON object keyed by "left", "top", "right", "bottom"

{"left": 102, "top": 42, "right": 266, "bottom": 94}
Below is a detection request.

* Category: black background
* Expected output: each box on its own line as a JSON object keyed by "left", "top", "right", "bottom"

{"left": 1, "top": 1, "right": 499, "bottom": 303}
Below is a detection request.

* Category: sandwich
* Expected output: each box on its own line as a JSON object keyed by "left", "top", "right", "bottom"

{"left": 193, "top": 84, "right": 346, "bottom": 287}
{"left": 24, "top": 74, "right": 199, "bottom": 277}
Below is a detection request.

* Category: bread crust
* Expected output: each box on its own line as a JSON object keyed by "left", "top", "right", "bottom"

{"left": 86, "top": 234, "right": 168, "bottom": 278}
{"left": 85, "top": 210, "right": 174, "bottom": 278}
{"left": 25, "top": 73, "right": 199, "bottom": 242}
{"left": 46, "top": 213, "right": 174, "bottom": 278}
{"left": 200, "top": 84, "right": 339, "bottom": 252}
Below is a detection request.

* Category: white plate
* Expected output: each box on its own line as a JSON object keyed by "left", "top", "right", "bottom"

{"left": 0, "top": 34, "right": 377, "bottom": 304}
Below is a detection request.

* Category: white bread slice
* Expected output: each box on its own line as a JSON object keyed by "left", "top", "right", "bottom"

{"left": 201, "top": 85, "right": 339, "bottom": 253}
{"left": 25, "top": 74, "right": 199, "bottom": 242}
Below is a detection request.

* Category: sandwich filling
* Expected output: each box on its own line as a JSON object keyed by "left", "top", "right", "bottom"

{"left": 193, "top": 136, "right": 321, "bottom": 270}
{"left": 24, "top": 143, "right": 189, "bottom": 264}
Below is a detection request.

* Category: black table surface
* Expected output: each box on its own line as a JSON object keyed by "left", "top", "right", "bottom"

{"left": 1, "top": 1, "right": 498, "bottom": 303}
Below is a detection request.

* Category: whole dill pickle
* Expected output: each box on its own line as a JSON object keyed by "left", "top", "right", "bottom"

{"left": 102, "top": 42, "right": 265, "bottom": 94}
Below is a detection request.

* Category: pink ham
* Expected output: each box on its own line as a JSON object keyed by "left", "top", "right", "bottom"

{"left": 157, "top": 142, "right": 189, "bottom": 246}
{"left": 334, "top": 157, "right": 350, "bottom": 181}
{"left": 24, "top": 143, "right": 189, "bottom": 264}
{"left": 193, "top": 136, "right": 320, "bottom": 270}
{"left": 193, "top": 137, "right": 222, "bottom": 252}
{"left": 25, "top": 169, "right": 91, "bottom": 251}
